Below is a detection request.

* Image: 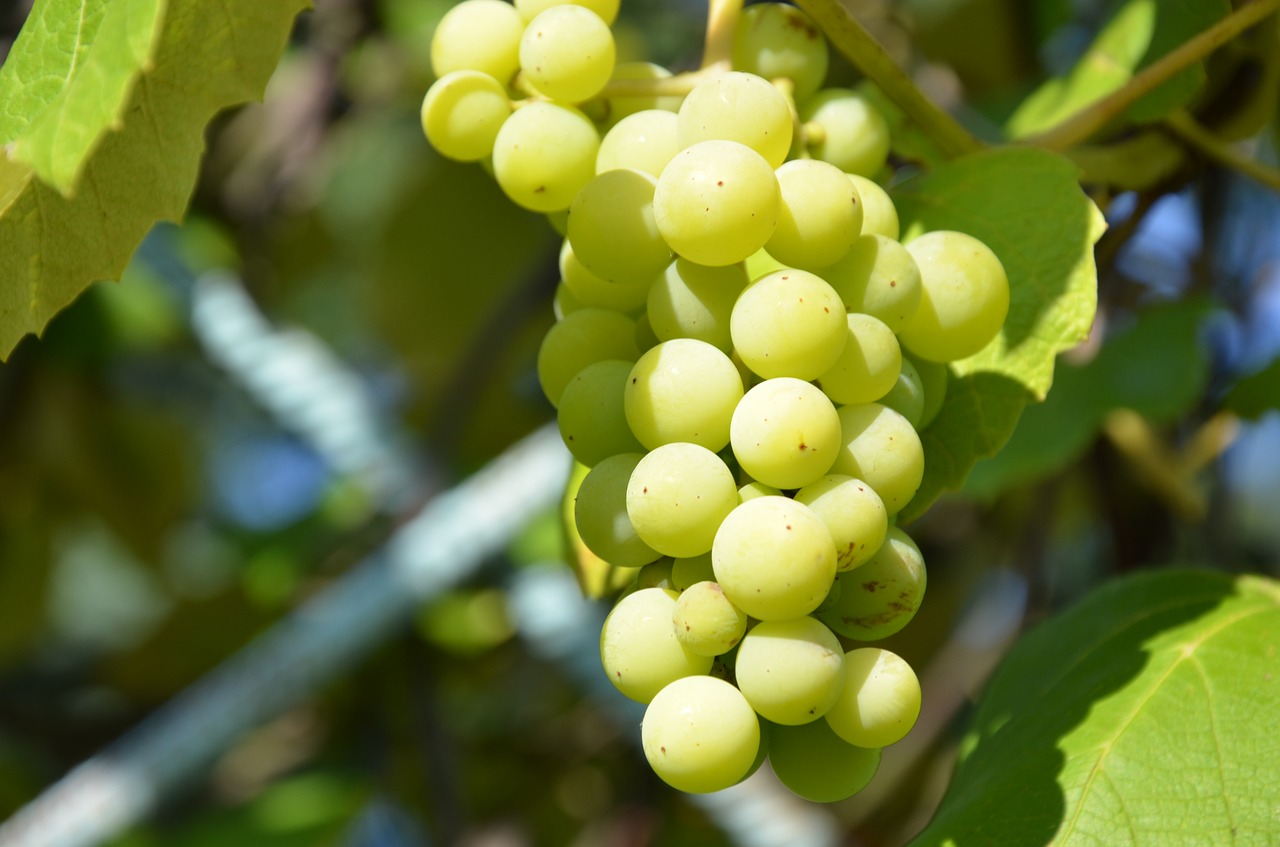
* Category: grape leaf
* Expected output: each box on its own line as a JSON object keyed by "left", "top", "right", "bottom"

{"left": 1007, "top": 0, "right": 1229, "bottom": 138}
{"left": 892, "top": 147, "right": 1103, "bottom": 521}
{"left": 964, "top": 299, "right": 1212, "bottom": 499}
{"left": 0, "top": 0, "right": 308, "bottom": 360}
{"left": 910, "top": 568, "right": 1280, "bottom": 847}
{"left": 1225, "top": 355, "right": 1280, "bottom": 420}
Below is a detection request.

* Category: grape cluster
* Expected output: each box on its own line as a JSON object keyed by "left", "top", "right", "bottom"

{"left": 422, "top": 0, "right": 1009, "bottom": 802}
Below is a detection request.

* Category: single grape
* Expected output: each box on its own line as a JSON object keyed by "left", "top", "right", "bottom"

{"left": 654, "top": 140, "right": 780, "bottom": 267}
{"left": 536, "top": 307, "right": 639, "bottom": 406}
{"left": 574, "top": 453, "right": 661, "bottom": 567}
{"left": 597, "top": 109, "right": 680, "bottom": 177}
{"left": 671, "top": 552, "right": 716, "bottom": 590}
{"left": 899, "top": 230, "right": 1010, "bottom": 362}
{"left": 732, "top": 3, "right": 829, "bottom": 101}
{"left": 601, "top": 587, "right": 713, "bottom": 702}
{"left": 557, "top": 359, "right": 645, "bottom": 466}
{"left": 730, "top": 378, "right": 841, "bottom": 490}
{"left": 744, "top": 246, "right": 787, "bottom": 282}
{"left": 712, "top": 496, "right": 836, "bottom": 621}
{"left": 823, "top": 234, "right": 923, "bottom": 333}
{"left": 735, "top": 617, "right": 844, "bottom": 725}
{"left": 672, "top": 581, "right": 749, "bottom": 657}
{"left": 879, "top": 356, "right": 925, "bottom": 427}
{"left": 737, "top": 480, "right": 781, "bottom": 502}
{"left": 568, "top": 168, "right": 672, "bottom": 285}
{"left": 678, "top": 71, "right": 794, "bottom": 168}
{"left": 519, "top": 6, "right": 615, "bottom": 103}
{"left": 848, "top": 174, "right": 899, "bottom": 240}
{"left": 553, "top": 279, "right": 585, "bottom": 319}
{"left": 646, "top": 258, "right": 748, "bottom": 353}
{"left": 636, "top": 557, "right": 675, "bottom": 589}
{"left": 516, "top": 0, "right": 619, "bottom": 26}
{"left": 431, "top": 0, "right": 524, "bottom": 83}
{"left": 795, "top": 474, "right": 888, "bottom": 572}
{"left": 492, "top": 101, "right": 599, "bottom": 212}
{"left": 559, "top": 240, "right": 650, "bottom": 314}
{"left": 816, "top": 312, "right": 902, "bottom": 405}
{"left": 624, "top": 338, "right": 744, "bottom": 451}
{"left": 642, "top": 676, "right": 761, "bottom": 793}
{"left": 817, "top": 526, "right": 925, "bottom": 640}
{"left": 801, "top": 88, "right": 890, "bottom": 177}
{"left": 599, "top": 62, "right": 683, "bottom": 129}
{"left": 825, "top": 648, "right": 921, "bottom": 748}
{"left": 730, "top": 269, "right": 847, "bottom": 381}
{"left": 911, "top": 354, "right": 949, "bottom": 428}
{"left": 831, "top": 403, "right": 924, "bottom": 515}
{"left": 768, "top": 720, "right": 881, "bottom": 803}
{"left": 627, "top": 442, "right": 739, "bottom": 558}
{"left": 421, "top": 70, "right": 511, "bottom": 162}
{"left": 766, "top": 159, "right": 863, "bottom": 270}
{"left": 634, "top": 312, "right": 660, "bottom": 352}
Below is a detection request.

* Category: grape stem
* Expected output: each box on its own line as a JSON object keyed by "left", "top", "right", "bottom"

{"left": 596, "top": 66, "right": 722, "bottom": 99}
{"left": 701, "top": 0, "right": 742, "bottom": 70}
{"left": 793, "top": 0, "right": 984, "bottom": 159}
{"left": 1162, "top": 110, "right": 1280, "bottom": 193}
{"left": 1029, "top": 0, "right": 1280, "bottom": 152}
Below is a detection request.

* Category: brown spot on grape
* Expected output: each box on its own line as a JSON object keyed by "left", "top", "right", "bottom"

{"left": 798, "top": 442, "right": 807, "bottom": 450}
{"left": 534, "top": 186, "right": 546, "bottom": 193}
{"left": 717, "top": 180, "right": 724, "bottom": 187}
{"left": 643, "top": 486, "right": 648, "bottom": 493}
{"left": 631, "top": 377, "right": 637, "bottom": 383}
{"left": 890, "top": 280, "right": 897, "bottom": 287}
{"left": 661, "top": 746, "right": 667, "bottom": 754}
{"left": 863, "top": 580, "right": 881, "bottom": 592}
{"left": 786, "top": 524, "right": 792, "bottom": 530}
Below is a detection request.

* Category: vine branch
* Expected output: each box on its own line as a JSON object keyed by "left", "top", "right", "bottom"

{"left": 1029, "top": 0, "right": 1280, "bottom": 152}
{"left": 1163, "top": 110, "right": 1280, "bottom": 193}
{"left": 792, "top": 0, "right": 984, "bottom": 159}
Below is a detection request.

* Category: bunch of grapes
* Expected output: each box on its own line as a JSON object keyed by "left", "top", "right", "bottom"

{"left": 422, "top": 0, "right": 1009, "bottom": 802}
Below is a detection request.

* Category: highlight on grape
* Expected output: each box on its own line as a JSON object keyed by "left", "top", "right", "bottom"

{"left": 420, "top": 0, "right": 1008, "bottom": 802}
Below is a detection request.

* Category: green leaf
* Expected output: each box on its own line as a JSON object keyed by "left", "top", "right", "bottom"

{"left": 964, "top": 299, "right": 1212, "bottom": 499}
{"left": 891, "top": 147, "right": 1103, "bottom": 521}
{"left": 1007, "top": 0, "right": 1229, "bottom": 138}
{"left": 911, "top": 569, "right": 1280, "bottom": 847}
{"left": 1225, "top": 355, "right": 1280, "bottom": 420}
{"left": 0, "top": 0, "right": 307, "bottom": 360}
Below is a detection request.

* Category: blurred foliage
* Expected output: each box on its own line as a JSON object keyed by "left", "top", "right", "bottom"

{"left": 2, "top": 0, "right": 1280, "bottom": 845}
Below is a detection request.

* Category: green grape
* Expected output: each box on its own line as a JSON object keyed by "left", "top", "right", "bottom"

{"left": 671, "top": 552, "right": 715, "bottom": 590}
{"left": 559, "top": 240, "right": 649, "bottom": 314}
{"left": 768, "top": 719, "right": 880, "bottom": 803}
{"left": 546, "top": 209, "right": 570, "bottom": 236}
{"left": 825, "top": 648, "right": 921, "bottom": 748}
{"left": 735, "top": 617, "right": 844, "bottom": 725}
{"left": 795, "top": 474, "right": 887, "bottom": 572}
{"left": 420, "top": 71, "right": 511, "bottom": 162}
{"left": 831, "top": 403, "right": 924, "bottom": 515}
{"left": 568, "top": 168, "right": 672, "bottom": 285}
{"left": 730, "top": 269, "right": 847, "bottom": 381}
{"left": 654, "top": 140, "right": 780, "bottom": 267}
{"left": 712, "top": 496, "right": 836, "bottom": 621}
{"left": 601, "top": 587, "right": 713, "bottom": 702}
{"left": 646, "top": 258, "right": 748, "bottom": 353}
{"left": 899, "top": 230, "right": 1010, "bottom": 363}
{"left": 556, "top": 359, "right": 645, "bottom": 466}
{"left": 537, "top": 307, "right": 639, "bottom": 406}
{"left": 801, "top": 88, "right": 890, "bottom": 177}
{"left": 596, "top": 109, "right": 680, "bottom": 177}
{"left": 744, "top": 246, "right": 787, "bottom": 282}
{"left": 678, "top": 72, "right": 793, "bottom": 168}
{"left": 599, "top": 62, "right": 683, "bottom": 129}
{"left": 730, "top": 378, "right": 841, "bottom": 490}
{"left": 627, "top": 442, "right": 739, "bottom": 557}
{"left": 911, "top": 354, "right": 948, "bottom": 428}
{"left": 635, "top": 311, "right": 660, "bottom": 352}
{"left": 737, "top": 480, "right": 780, "bottom": 502}
{"left": 816, "top": 312, "right": 902, "bottom": 405}
{"left": 766, "top": 159, "right": 863, "bottom": 270}
{"left": 642, "top": 675, "right": 761, "bottom": 793}
{"left": 519, "top": 6, "right": 615, "bottom": 103}
{"left": 492, "top": 101, "right": 599, "bottom": 212}
{"left": 817, "top": 526, "right": 925, "bottom": 640}
{"left": 575, "top": 453, "right": 661, "bottom": 568}
{"left": 431, "top": 0, "right": 524, "bottom": 83}
{"left": 879, "top": 356, "right": 924, "bottom": 427}
{"left": 848, "top": 174, "right": 899, "bottom": 240}
{"left": 672, "top": 581, "right": 749, "bottom": 656}
{"left": 823, "top": 234, "right": 923, "bottom": 333}
{"left": 624, "top": 338, "right": 744, "bottom": 451}
{"left": 552, "top": 279, "right": 585, "bottom": 319}
{"left": 516, "top": 0, "right": 619, "bottom": 26}
{"left": 636, "top": 557, "right": 675, "bottom": 589}
{"left": 732, "top": 3, "right": 829, "bottom": 101}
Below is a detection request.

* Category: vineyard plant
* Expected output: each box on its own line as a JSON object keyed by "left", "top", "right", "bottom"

{"left": 1, "top": 0, "right": 1279, "bottom": 844}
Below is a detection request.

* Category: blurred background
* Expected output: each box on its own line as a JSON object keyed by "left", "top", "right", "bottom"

{"left": 1, "top": 0, "right": 1279, "bottom": 844}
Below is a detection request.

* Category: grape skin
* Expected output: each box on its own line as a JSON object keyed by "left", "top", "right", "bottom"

{"left": 642, "top": 676, "right": 761, "bottom": 794}
{"left": 601, "top": 587, "right": 713, "bottom": 702}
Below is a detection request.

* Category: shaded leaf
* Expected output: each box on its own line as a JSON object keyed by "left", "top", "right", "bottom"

{"left": 892, "top": 147, "right": 1103, "bottom": 520}
{"left": 1225, "top": 355, "right": 1280, "bottom": 420}
{"left": 911, "top": 569, "right": 1280, "bottom": 847}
